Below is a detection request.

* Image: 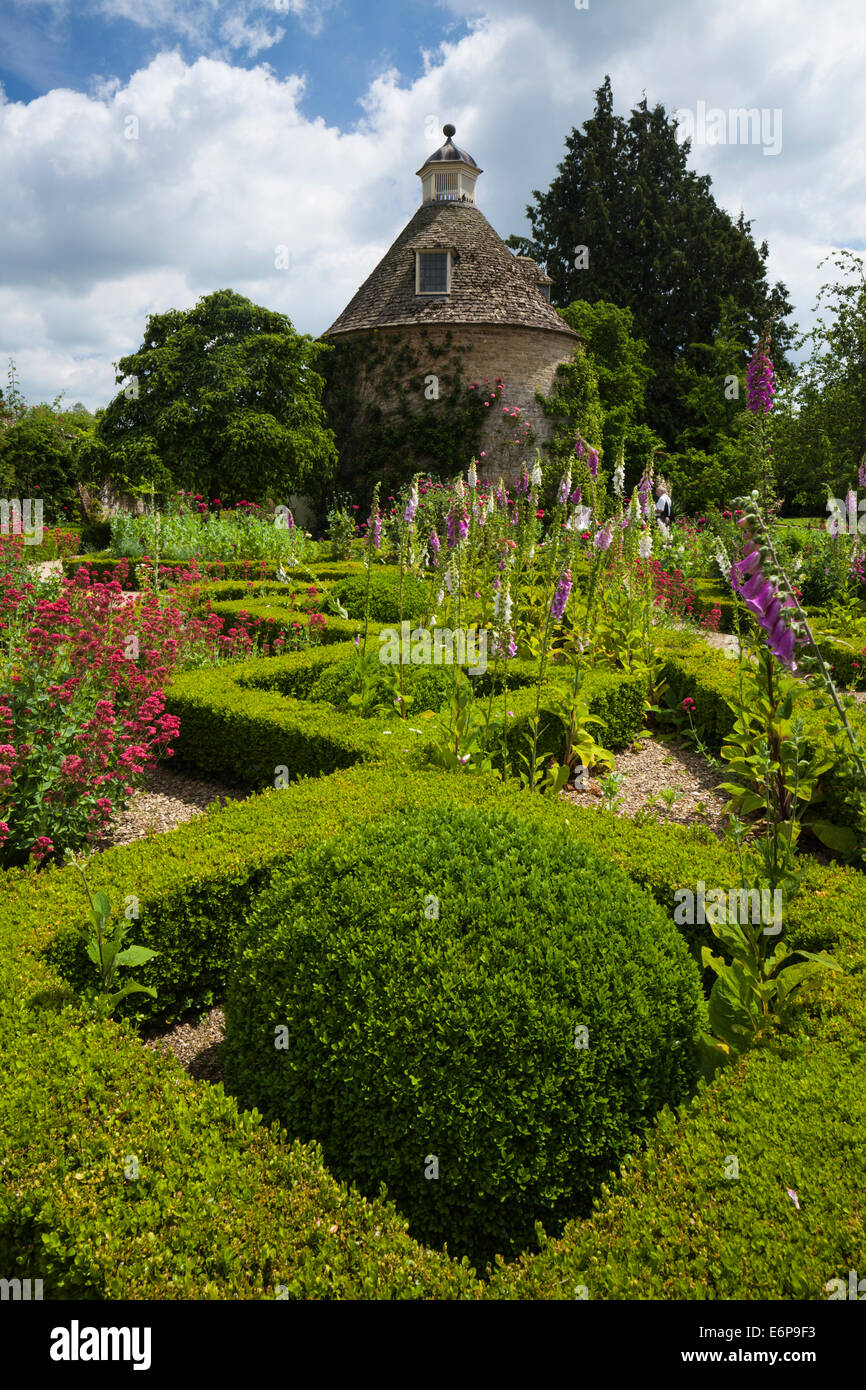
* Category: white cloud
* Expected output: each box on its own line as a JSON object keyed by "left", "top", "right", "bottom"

{"left": 1, "top": 0, "right": 864, "bottom": 410}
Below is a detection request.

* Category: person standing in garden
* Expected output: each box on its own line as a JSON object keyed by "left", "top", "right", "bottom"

{"left": 655, "top": 478, "right": 672, "bottom": 529}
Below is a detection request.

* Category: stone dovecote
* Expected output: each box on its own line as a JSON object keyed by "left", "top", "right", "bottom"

{"left": 323, "top": 126, "right": 582, "bottom": 484}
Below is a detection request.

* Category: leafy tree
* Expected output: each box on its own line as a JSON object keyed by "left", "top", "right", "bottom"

{"left": 509, "top": 77, "right": 794, "bottom": 446}
{"left": 670, "top": 297, "right": 755, "bottom": 452}
{"left": 536, "top": 344, "right": 606, "bottom": 492}
{"left": 774, "top": 252, "right": 866, "bottom": 512}
{"left": 557, "top": 299, "right": 658, "bottom": 484}
{"left": 91, "top": 289, "right": 337, "bottom": 504}
{"left": 0, "top": 363, "right": 85, "bottom": 522}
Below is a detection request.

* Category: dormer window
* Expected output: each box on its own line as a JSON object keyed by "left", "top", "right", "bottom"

{"left": 539, "top": 283, "right": 551, "bottom": 301}
{"left": 416, "top": 250, "right": 451, "bottom": 295}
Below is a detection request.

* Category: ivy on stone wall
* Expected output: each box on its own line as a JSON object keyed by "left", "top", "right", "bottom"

{"left": 320, "top": 327, "right": 510, "bottom": 509}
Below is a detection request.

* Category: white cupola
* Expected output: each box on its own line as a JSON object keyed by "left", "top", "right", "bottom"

{"left": 416, "top": 124, "right": 482, "bottom": 206}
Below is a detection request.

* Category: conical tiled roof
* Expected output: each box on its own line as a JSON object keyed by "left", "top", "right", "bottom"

{"left": 324, "top": 201, "right": 577, "bottom": 338}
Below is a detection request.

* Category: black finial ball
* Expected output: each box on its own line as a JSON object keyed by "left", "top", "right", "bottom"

{"left": 443, "top": 123, "right": 456, "bottom": 138}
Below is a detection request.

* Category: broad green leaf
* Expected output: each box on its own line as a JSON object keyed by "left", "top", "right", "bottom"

{"left": 809, "top": 820, "right": 858, "bottom": 854}
{"left": 114, "top": 945, "right": 159, "bottom": 968}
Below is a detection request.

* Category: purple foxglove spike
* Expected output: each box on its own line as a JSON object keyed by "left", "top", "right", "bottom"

{"left": 731, "top": 549, "right": 763, "bottom": 580}
{"left": 744, "top": 594, "right": 771, "bottom": 621}
{"left": 550, "top": 568, "right": 573, "bottom": 621}
{"left": 740, "top": 569, "right": 768, "bottom": 601}
{"left": 762, "top": 597, "right": 781, "bottom": 631}
{"left": 754, "top": 579, "right": 775, "bottom": 611}
{"left": 768, "top": 615, "right": 788, "bottom": 649}
{"left": 774, "top": 627, "right": 796, "bottom": 666}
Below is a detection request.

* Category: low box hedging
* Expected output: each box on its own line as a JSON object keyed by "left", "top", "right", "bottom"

{"left": 163, "top": 645, "right": 646, "bottom": 789}
{"left": 164, "top": 672, "right": 400, "bottom": 789}
{"left": 5, "top": 763, "right": 866, "bottom": 1294}
{"left": 206, "top": 597, "right": 368, "bottom": 647}
{"left": 0, "top": 975, "right": 478, "bottom": 1299}
{"left": 63, "top": 555, "right": 301, "bottom": 586}
{"left": 488, "top": 1039, "right": 866, "bottom": 1299}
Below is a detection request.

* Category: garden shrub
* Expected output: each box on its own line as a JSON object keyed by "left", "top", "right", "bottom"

{"left": 0, "top": 982, "right": 477, "bottom": 1300}
{"left": 206, "top": 596, "right": 365, "bottom": 647}
{"left": 222, "top": 803, "right": 705, "bottom": 1267}
{"left": 329, "top": 571, "right": 430, "bottom": 624}
{"left": 489, "top": 1042, "right": 866, "bottom": 1300}
{"left": 163, "top": 644, "right": 646, "bottom": 790}
{"left": 8, "top": 763, "right": 866, "bottom": 1295}
{"left": 163, "top": 673, "right": 400, "bottom": 788}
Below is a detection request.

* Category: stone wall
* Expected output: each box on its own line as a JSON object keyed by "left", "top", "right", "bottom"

{"left": 332, "top": 323, "right": 579, "bottom": 487}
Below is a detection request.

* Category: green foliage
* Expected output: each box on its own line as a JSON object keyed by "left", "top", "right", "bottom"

{"left": 718, "top": 649, "right": 835, "bottom": 822}
{"left": 489, "top": 1045, "right": 866, "bottom": 1300}
{"left": 424, "top": 668, "right": 501, "bottom": 774}
{"left": 0, "top": 365, "right": 88, "bottom": 522}
{"left": 509, "top": 76, "right": 793, "bottom": 447}
{"left": 699, "top": 914, "right": 840, "bottom": 1072}
{"left": 557, "top": 300, "right": 657, "bottom": 479}
{"left": 329, "top": 571, "right": 430, "bottom": 623}
{"left": 656, "top": 629, "right": 866, "bottom": 842}
{"left": 108, "top": 506, "right": 314, "bottom": 567}
{"left": 164, "top": 658, "right": 398, "bottom": 790}
{"left": 309, "top": 652, "right": 453, "bottom": 717}
{"left": 223, "top": 804, "right": 704, "bottom": 1267}
{"left": 325, "top": 494, "right": 356, "bottom": 559}
{"left": 66, "top": 853, "right": 158, "bottom": 1014}
{"left": 664, "top": 434, "right": 758, "bottom": 517}
{"left": 7, "top": 762, "right": 866, "bottom": 1296}
{"left": 774, "top": 251, "right": 866, "bottom": 510}
{"left": 90, "top": 289, "right": 337, "bottom": 503}
{"left": 0, "top": 990, "right": 475, "bottom": 1299}
{"left": 321, "top": 330, "right": 496, "bottom": 506}
{"left": 536, "top": 345, "right": 606, "bottom": 480}
{"left": 671, "top": 297, "right": 753, "bottom": 454}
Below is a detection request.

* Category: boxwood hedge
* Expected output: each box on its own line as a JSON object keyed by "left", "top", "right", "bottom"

{"left": 162, "top": 645, "right": 647, "bottom": 790}
{"left": 5, "top": 764, "right": 866, "bottom": 1295}
{"left": 223, "top": 803, "right": 704, "bottom": 1267}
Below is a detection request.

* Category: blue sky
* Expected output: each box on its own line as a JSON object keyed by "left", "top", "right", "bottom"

{"left": 0, "top": 0, "right": 473, "bottom": 126}
{"left": 1, "top": 0, "right": 864, "bottom": 413}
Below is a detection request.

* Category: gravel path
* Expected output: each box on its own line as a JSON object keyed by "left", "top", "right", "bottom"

{"left": 95, "top": 765, "right": 249, "bottom": 851}
{"left": 142, "top": 1006, "right": 226, "bottom": 1083}
{"left": 562, "top": 735, "right": 729, "bottom": 834}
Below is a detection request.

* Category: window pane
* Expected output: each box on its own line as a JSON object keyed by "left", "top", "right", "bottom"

{"left": 418, "top": 252, "right": 448, "bottom": 293}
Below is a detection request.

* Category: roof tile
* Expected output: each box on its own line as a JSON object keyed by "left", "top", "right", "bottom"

{"left": 324, "top": 202, "right": 577, "bottom": 338}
